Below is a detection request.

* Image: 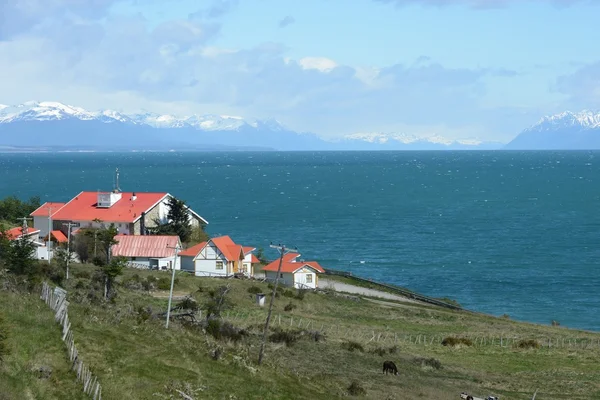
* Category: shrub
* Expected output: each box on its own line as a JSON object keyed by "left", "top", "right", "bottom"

{"left": 388, "top": 345, "right": 398, "bottom": 354}
{"left": 284, "top": 302, "right": 296, "bottom": 312}
{"left": 205, "top": 319, "right": 246, "bottom": 343}
{"left": 413, "top": 357, "right": 442, "bottom": 370}
{"left": 157, "top": 277, "right": 171, "bottom": 290}
{"left": 517, "top": 339, "right": 540, "bottom": 349}
{"left": 441, "top": 337, "right": 473, "bottom": 347}
{"left": 347, "top": 381, "right": 366, "bottom": 396}
{"left": 307, "top": 330, "right": 325, "bottom": 342}
{"left": 176, "top": 297, "right": 199, "bottom": 312}
{"left": 247, "top": 286, "right": 262, "bottom": 295}
{"left": 74, "top": 280, "right": 86, "bottom": 290}
{"left": 342, "top": 341, "right": 364, "bottom": 353}
{"left": 296, "top": 289, "right": 307, "bottom": 301}
{"left": 122, "top": 275, "right": 143, "bottom": 290}
{"left": 283, "top": 290, "right": 295, "bottom": 298}
{"left": 0, "top": 314, "right": 9, "bottom": 363}
{"left": 136, "top": 306, "right": 153, "bottom": 323}
{"left": 269, "top": 327, "right": 301, "bottom": 347}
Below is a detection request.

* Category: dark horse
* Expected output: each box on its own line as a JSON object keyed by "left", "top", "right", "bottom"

{"left": 382, "top": 361, "right": 398, "bottom": 375}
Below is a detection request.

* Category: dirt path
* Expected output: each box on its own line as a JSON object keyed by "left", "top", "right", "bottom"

{"left": 319, "top": 278, "right": 421, "bottom": 305}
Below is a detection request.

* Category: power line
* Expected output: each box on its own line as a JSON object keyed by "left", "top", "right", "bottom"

{"left": 165, "top": 243, "right": 182, "bottom": 329}
{"left": 257, "top": 243, "right": 297, "bottom": 365}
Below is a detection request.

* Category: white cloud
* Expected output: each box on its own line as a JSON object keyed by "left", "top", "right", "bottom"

{"left": 0, "top": 0, "right": 532, "bottom": 140}
{"left": 298, "top": 57, "right": 338, "bottom": 73}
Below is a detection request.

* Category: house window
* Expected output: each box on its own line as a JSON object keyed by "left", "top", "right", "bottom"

{"left": 306, "top": 274, "right": 313, "bottom": 283}
{"left": 216, "top": 261, "right": 224, "bottom": 270}
{"left": 132, "top": 257, "right": 137, "bottom": 261}
{"left": 280, "top": 273, "right": 283, "bottom": 278}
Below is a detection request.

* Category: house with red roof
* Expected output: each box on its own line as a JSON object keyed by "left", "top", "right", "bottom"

{"left": 111, "top": 234, "right": 181, "bottom": 270}
{"left": 30, "top": 190, "right": 208, "bottom": 241}
{"left": 2, "top": 226, "right": 52, "bottom": 260}
{"left": 262, "top": 253, "right": 325, "bottom": 289}
{"left": 179, "top": 235, "right": 259, "bottom": 277}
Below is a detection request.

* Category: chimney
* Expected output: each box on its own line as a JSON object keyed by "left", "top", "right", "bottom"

{"left": 131, "top": 192, "right": 137, "bottom": 201}
{"left": 140, "top": 211, "right": 146, "bottom": 236}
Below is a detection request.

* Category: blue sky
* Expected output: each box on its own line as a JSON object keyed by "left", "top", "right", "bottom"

{"left": 0, "top": 0, "right": 599, "bottom": 142}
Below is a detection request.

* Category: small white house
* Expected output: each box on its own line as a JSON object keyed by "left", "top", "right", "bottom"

{"left": 4, "top": 226, "right": 50, "bottom": 260}
{"left": 178, "top": 235, "right": 258, "bottom": 277}
{"left": 111, "top": 234, "right": 181, "bottom": 270}
{"left": 262, "top": 253, "right": 325, "bottom": 289}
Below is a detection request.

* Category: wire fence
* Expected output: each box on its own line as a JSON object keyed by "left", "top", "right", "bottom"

{"left": 221, "top": 310, "right": 600, "bottom": 350}
{"left": 40, "top": 282, "right": 102, "bottom": 399}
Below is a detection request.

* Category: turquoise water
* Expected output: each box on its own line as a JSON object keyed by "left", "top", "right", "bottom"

{"left": 1, "top": 151, "right": 599, "bottom": 331}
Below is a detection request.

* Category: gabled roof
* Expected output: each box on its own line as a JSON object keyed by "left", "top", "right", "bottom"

{"left": 5, "top": 227, "right": 41, "bottom": 240}
{"left": 251, "top": 254, "right": 260, "bottom": 264}
{"left": 111, "top": 235, "right": 180, "bottom": 258}
{"left": 30, "top": 202, "right": 67, "bottom": 217}
{"left": 51, "top": 191, "right": 168, "bottom": 223}
{"left": 179, "top": 235, "right": 255, "bottom": 262}
{"left": 47, "top": 230, "right": 68, "bottom": 243}
{"left": 179, "top": 241, "right": 207, "bottom": 257}
{"left": 262, "top": 253, "right": 325, "bottom": 274}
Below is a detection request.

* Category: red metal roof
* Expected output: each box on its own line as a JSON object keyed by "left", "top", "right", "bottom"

{"left": 179, "top": 241, "right": 207, "bottom": 257}
{"left": 30, "top": 202, "right": 67, "bottom": 217}
{"left": 262, "top": 253, "right": 325, "bottom": 273}
{"left": 5, "top": 227, "right": 40, "bottom": 240}
{"left": 111, "top": 235, "right": 180, "bottom": 258}
{"left": 243, "top": 246, "right": 256, "bottom": 254}
{"left": 51, "top": 191, "right": 167, "bottom": 223}
{"left": 251, "top": 254, "right": 260, "bottom": 263}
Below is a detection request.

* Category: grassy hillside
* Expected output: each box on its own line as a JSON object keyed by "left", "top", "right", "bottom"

{"left": 1, "top": 265, "right": 600, "bottom": 400}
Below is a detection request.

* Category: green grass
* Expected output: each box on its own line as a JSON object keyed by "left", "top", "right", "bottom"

{"left": 2, "top": 264, "right": 600, "bottom": 399}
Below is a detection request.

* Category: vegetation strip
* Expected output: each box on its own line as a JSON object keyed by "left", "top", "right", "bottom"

{"left": 40, "top": 282, "right": 102, "bottom": 399}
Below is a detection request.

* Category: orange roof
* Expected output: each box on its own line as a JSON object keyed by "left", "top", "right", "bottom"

{"left": 251, "top": 254, "right": 260, "bottom": 263}
{"left": 51, "top": 191, "right": 167, "bottom": 223}
{"left": 179, "top": 241, "right": 207, "bottom": 257}
{"left": 179, "top": 236, "right": 255, "bottom": 261}
{"left": 262, "top": 253, "right": 325, "bottom": 274}
{"left": 30, "top": 202, "right": 67, "bottom": 217}
{"left": 50, "top": 230, "right": 68, "bottom": 243}
{"left": 243, "top": 246, "right": 256, "bottom": 254}
{"left": 111, "top": 235, "right": 180, "bottom": 258}
{"left": 5, "top": 226, "right": 40, "bottom": 240}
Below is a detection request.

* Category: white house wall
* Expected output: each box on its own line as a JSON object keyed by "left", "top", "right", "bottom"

{"left": 264, "top": 271, "right": 295, "bottom": 287}
{"left": 33, "top": 216, "right": 51, "bottom": 240}
{"left": 293, "top": 271, "right": 317, "bottom": 289}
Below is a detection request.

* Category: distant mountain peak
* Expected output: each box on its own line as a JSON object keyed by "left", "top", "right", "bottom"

{"left": 343, "top": 132, "right": 485, "bottom": 147}
{"left": 530, "top": 110, "right": 600, "bottom": 131}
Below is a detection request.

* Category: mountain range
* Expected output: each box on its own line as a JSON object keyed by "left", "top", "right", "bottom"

{"left": 0, "top": 101, "right": 500, "bottom": 151}
{"left": 1, "top": 101, "right": 599, "bottom": 151}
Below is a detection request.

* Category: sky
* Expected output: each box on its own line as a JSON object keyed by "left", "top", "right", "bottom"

{"left": 0, "top": 0, "right": 599, "bottom": 142}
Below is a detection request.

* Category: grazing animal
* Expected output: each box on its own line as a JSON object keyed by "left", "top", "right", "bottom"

{"left": 460, "top": 393, "right": 473, "bottom": 400}
{"left": 382, "top": 360, "right": 398, "bottom": 375}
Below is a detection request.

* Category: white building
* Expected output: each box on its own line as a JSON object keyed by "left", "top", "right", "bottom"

{"left": 262, "top": 253, "right": 325, "bottom": 289}
{"left": 179, "top": 235, "right": 259, "bottom": 277}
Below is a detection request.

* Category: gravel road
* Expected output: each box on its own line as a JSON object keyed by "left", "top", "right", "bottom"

{"left": 319, "top": 278, "right": 420, "bottom": 304}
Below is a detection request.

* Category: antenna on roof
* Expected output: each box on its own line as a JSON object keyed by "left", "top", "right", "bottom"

{"left": 114, "top": 168, "right": 121, "bottom": 193}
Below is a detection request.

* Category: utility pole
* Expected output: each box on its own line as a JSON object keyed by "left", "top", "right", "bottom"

{"left": 257, "top": 243, "right": 296, "bottom": 365}
{"left": 62, "top": 222, "right": 78, "bottom": 280}
{"left": 165, "top": 243, "right": 181, "bottom": 329}
{"left": 47, "top": 206, "right": 53, "bottom": 264}
{"left": 16, "top": 217, "right": 33, "bottom": 236}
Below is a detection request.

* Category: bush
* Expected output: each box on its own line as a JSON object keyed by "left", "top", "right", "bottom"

{"left": 368, "top": 345, "right": 397, "bottom": 356}
{"left": 283, "top": 290, "right": 295, "bottom": 298}
{"left": 342, "top": 341, "right": 364, "bottom": 353}
{"left": 413, "top": 357, "right": 442, "bottom": 370}
{"left": 307, "top": 330, "right": 325, "bottom": 342}
{"left": 284, "top": 302, "right": 296, "bottom": 312}
{"left": 517, "top": 339, "right": 540, "bottom": 349}
{"left": 73, "top": 269, "right": 92, "bottom": 279}
{"left": 247, "top": 286, "right": 262, "bottom": 295}
{"left": 347, "top": 381, "right": 366, "bottom": 396}
{"left": 205, "top": 319, "right": 246, "bottom": 343}
{"left": 269, "top": 327, "right": 301, "bottom": 347}
{"left": 136, "top": 306, "right": 153, "bottom": 323}
{"left": 441, "top": 337, "right": 473, "bottom": 347}
{"left": 0, "top": 313, "right": 9, "bottom": 363}
{"left": 176, "top": 297, "right": 199, "bottom": 312}
{"left": 157, "top": 277, "right": 178, "bottom": 290}
{"left": 74, "top": 280, "right": 86, "bottom": 290}
{"left": 296, "top": 289, "right": 307, "bottom": 301}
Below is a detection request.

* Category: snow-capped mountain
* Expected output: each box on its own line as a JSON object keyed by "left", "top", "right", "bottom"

{"left": 0, "top": 100, "right": 501, "bottom": 151}
{"left": 505, "top": 110, "right": 600, "bottom": 150}
{"left": 341, "top": 132, "right": 502, "bottom": 150}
